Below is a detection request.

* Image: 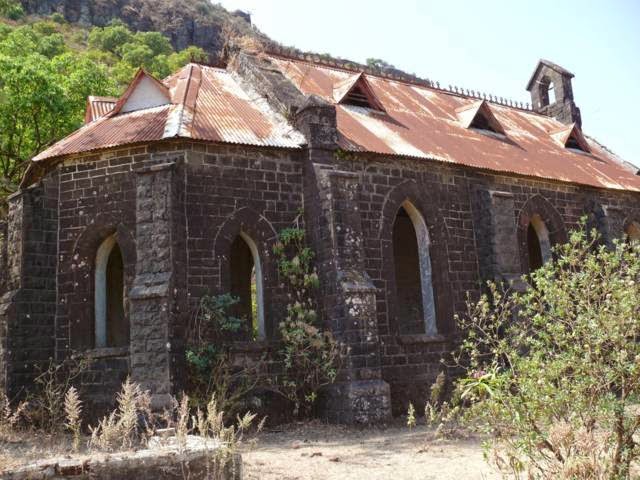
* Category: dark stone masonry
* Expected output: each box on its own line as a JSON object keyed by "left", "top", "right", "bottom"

{"left": 1, "top": 52, "right": 639, "bottom": 423}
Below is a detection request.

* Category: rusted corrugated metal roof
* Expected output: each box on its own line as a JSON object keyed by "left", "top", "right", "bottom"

{"left": 84, "top": 96, "right": 117, "bottom": 123}
{"left": 34, "top": 64, "right": 305, "bottom": 162}
{"left": 270, "top": 56, "right": 640, "bottom": 191}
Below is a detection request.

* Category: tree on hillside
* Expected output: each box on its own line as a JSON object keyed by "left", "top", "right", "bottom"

{"left": 0, "top": 17, "right": 207, "bottom": 207}
{"left": 455, "top": 225, "right": 640, "bottom": 478}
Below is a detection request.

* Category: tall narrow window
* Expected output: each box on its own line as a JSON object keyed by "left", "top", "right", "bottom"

{"left": 95, "top": 235, "right": 128, "bottom": 348}
{"left": 392, "top": 202, "right": 437, "bottom": 336}
{"left": 230, "top": 233, "right": 265, "bottom": 340}
{"left": 526, "top": 214, "right": 552, "bottom": 273}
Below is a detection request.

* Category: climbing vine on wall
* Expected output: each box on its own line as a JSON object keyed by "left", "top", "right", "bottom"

{"left": 273, "top": 216, "right": 342, "bottom": 417}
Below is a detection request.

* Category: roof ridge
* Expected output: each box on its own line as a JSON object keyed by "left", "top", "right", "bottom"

{"left": 265, "top": 46, "right": 536, "bottom": 113}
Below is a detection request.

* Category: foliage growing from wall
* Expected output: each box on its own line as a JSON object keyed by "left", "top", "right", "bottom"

{"left": 273, "top": 220, "right": 341, "bottom": 417}
{"left": 454, "top": 225, "right": 640, "bottom": 479}
{"left": 185, "top": 293, "right": 261, "bottom": 417}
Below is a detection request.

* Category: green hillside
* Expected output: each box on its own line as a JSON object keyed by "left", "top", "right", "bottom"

{"left": 0, "top": 3, "right": 214, "bottom": 203}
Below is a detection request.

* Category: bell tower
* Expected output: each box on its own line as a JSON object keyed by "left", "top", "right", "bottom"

{"left": 526, "top": 59, "right": 582, "bottom": 127}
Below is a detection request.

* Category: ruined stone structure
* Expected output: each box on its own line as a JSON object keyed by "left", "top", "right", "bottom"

{"left": 1, "top": 52, "right": 639, "bottom": 423}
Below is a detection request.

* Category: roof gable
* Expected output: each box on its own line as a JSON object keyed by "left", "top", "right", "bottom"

{"left": 455, "top": 100, "right": 506, "bottom": 135}
{"left": 550, "top": 123, "right": 591, "bottom": 153}
{"left": 333, "top": 73, "right": 384, "bottom": 111}
{"left": 111, "top": 69, "right": 171, "bottom": 115}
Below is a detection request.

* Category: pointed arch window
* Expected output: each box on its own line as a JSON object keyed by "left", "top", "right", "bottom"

{"left": 392, "top": 201, "right": 437, "bottom": 335}
{"left": 95, "top": 235, "right": 128, "bottom": 348}
{"left": 230, "top": 232, "right": 265, "bottom": 340}
{"left": 526, "top": 214, "right": 552, "bottom": 273}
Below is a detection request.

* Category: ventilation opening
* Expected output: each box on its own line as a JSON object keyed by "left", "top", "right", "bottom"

{"left": 230, "top": 234, "right": 264, "bottom": 340}
{"left": 344, "top": 85, "right": 374, "bottom": 108}
{"left": 95, "top": 236, "right": 128, "bottom": 348}
{"left": 565, "top": 134, "right": 588, "bottom": 152}
{"left": 392, "top": 203, "right": 437, "bottom": 335}
{"left": 470, "top": 112, "right": 501, "bottom": 133}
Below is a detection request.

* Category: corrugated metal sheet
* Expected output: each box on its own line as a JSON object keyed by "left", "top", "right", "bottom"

{"left": 84, "top": 96, "right": 117, "bottom": 123}
{"left": 271, "top": 57, "right": 640, "bottom": 192}
{"left": 35, "top": 106, "right": 172, "bottom": 161}
{"left": 34, "top": 64, "right": 304, "bottom": 162}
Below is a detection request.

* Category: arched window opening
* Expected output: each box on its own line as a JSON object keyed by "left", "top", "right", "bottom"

{"left": 626, "top": 222, "right": 640, "bottom": 243}
{"left": 527, "top": 214, "right": 552, "bottom": 273}
{"left": 548, "top": 82, "right": 556, "bottom": 105}
{"left": 537, "top": 77, "right": 556, "bottom": 108}
{"left": 230, "top": 233, "right": 265, "bottom": 340}
{"left": 95, "top": 235, "right": 128, "bottom": 348}
{"left": 392, "top": 202, "right": 437, "bottom": 336}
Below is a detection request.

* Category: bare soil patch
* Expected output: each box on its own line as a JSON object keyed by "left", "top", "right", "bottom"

{"left": 243, "top": 421, "right": 501, "bottom": 480}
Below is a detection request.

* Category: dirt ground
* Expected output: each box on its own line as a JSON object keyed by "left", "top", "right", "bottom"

{"left": 243, "top": 421, "right": 502, "bottom": 480}
{"left": 1, "top": 422, "right": 502, "bottom": 479}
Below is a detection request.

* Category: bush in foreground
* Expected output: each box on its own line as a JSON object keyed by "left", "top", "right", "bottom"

{"left": 456, "top": 226, "right": 640, "bottom": 479}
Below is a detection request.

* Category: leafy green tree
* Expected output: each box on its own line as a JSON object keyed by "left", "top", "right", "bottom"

{"left": 0, "top": 16, "right": 208, "bottom": 204}
{"left": 88, "top": 20, "right": 134, "bottom": 53}
{"left": 455, "top": 225, "right": 640, "bottom": 479}
{"left": 366, "top": 57, "right": 395, "bottom": 69}
{"left": 132, "top": 31, "right": 173, "bottom": 57}
{"left": 0, "top": 0, "right": 23, "bottom": 20}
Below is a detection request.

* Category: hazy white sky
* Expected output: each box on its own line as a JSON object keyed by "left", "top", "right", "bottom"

{"left": 217, "top": 0, "right": 640, "bottom": 166}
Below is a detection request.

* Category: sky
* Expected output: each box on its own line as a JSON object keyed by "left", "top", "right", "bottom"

{"left": 216, "top": 0, "right": 640, "bottom": 166}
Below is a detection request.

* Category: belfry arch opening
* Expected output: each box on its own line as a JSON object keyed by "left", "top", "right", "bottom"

{"left": 537, "top": 77, "right": 556, "bottom": 108}
{"left": 229, "top": 232, "right": 265, "bottom": 340}
{"left": 95, "top": 234, "right": 128, "bottom": 348}
{"left": 526, "top": 214, "right": 552, "bottom": 273}
{"left": 392, "top": 202, "right": 437, "bottom": 336}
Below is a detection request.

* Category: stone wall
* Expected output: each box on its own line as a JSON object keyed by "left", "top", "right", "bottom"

{"left": 334, "top": 152, "right": 640, "bottom": 414}
{"left": 2, "top": 133, "right": 640, "bottom": 421}
{"left": 0, "top": 173, "right": 58, "bottom": 398}
{"left": 6, "top": 436, "right": 242, "bottom": 480}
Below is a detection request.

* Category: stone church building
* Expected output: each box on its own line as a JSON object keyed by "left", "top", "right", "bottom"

{"left": 1, "top": 51, "right": 639, "bottom": 422}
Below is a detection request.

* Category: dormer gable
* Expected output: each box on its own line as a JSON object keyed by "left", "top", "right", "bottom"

{"left": 550, "top": 123, "right": 591, "bottom": 153}
{"left": 110, "top": 69, "right": 171, "bottom": 116}
{"left": 455, "top": 100, "right": 506, "bottom": 136}
{"left": 333, "top": 73, "right": 384, "bottom": 111}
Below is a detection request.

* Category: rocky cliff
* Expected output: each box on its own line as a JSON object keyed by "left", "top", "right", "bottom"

{"left": 20, "top": 0, "right": 267, "bottom": 60}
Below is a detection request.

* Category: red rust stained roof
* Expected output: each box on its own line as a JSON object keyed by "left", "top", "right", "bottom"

{"left": 34, "top": 64, "right": 305, "bottom": 162}
{"left": 84, "top": 96, "right": 117, "bottom": 124}
{"left": 271, "top": 56, "right": 640, "bottom": 192}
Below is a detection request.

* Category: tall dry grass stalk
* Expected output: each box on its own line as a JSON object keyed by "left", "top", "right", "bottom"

{"left": 63, "top": 386, "right": 82, "bottom": 452}
{"left": 89, "top": 377, "right": 152, "bottom": 451}
{"left": 0, "top": 392, "right": 27, "bottom": 441}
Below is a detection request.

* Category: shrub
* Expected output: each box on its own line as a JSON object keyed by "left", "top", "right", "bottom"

{"left": 28, "top": 357, "right": 89, "bottom": 433}
{"left": 185, "top": 293, "right": 262, "bottom": 417}
{"left": 454, "top": 225, "right": 640, "bottom": 478}
{"left": 50, "top": 12, "right": 65, "bottom": 24}
{"left": 273, "top": 221, "right": 342, "bottom": 417}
